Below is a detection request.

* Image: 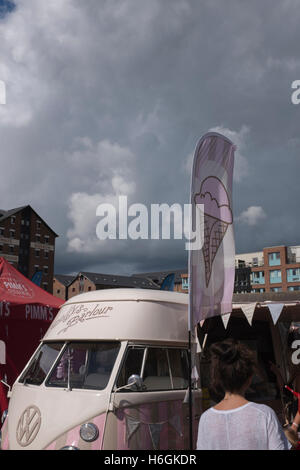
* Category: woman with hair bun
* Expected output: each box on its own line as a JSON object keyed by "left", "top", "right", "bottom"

{"left": 196, "top": 338, "right": 290, "bottom": 450}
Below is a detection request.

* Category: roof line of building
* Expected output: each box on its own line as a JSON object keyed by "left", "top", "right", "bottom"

{"left": 0, "top": 205, "right": 59, "bottom": 237}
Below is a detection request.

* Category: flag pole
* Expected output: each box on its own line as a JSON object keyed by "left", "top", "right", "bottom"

{"left": 187, "top": 183, "right": 194, "bottom": 451}
{"left": 188, "top": 328, "right": 193, "bottom": 450}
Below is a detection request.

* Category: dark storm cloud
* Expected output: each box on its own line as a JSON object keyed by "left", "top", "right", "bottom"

{"left": 0, "top": 0, "right": 300, "bottom": 275}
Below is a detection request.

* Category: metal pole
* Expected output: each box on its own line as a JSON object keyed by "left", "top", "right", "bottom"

{"left": 188, "top": 329, "right": 193, "bottom": 450}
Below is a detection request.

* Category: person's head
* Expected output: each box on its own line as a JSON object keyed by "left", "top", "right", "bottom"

{"left": 210, "top": 338, "right": 256, "bottom": 396}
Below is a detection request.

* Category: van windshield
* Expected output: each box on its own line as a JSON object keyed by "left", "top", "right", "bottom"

{"left": 19, "top": 342, "right": 64, "bottom": 386}
{"left": 19, "top": 341, "right": 120, "bottom": 390}
{"left": 46, "top": 342, "right": 120, "bottom": 390}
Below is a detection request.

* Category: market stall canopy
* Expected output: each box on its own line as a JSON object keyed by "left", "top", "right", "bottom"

{"left": 199, "top": 292, "right": 300, "bottom": 329}
{"left": 0, "top": 257, "right": 62, "bottom": 318}
{"left": 0, "top": 257, "right": 63, "bottom": 402}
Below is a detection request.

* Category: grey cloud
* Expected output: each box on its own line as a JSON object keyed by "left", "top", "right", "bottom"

{"left": 0, "top": 0, "right": 300, "bottom": 276}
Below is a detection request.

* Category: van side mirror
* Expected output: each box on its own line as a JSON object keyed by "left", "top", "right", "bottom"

{"left": 127, "top": 374, "right": 144, "bottom": 391}
{"left": 1, "top": 379, "right": 12, "bottom": 398}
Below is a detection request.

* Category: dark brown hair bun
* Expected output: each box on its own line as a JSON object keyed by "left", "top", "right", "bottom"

{"left": 209, "top": 338, "right": 256, "bottom": 395}
{"left": 210, "top": 339, "right": 241, "bottom": 364}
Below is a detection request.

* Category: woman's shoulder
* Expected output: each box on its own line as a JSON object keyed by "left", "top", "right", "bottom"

{"left": 198, "top": 406, "right": 216, "bottom": 423}
{"left": 247, "top": 402, "right": 278, "bottom": 418}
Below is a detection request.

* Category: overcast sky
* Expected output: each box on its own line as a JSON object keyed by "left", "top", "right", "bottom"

{"left": 1, "top": 0, "right": 300, "bottom": 276}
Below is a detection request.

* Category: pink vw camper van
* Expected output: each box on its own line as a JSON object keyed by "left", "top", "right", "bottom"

{"left": 1, "top": 289, "right": 201, "bottom": 450}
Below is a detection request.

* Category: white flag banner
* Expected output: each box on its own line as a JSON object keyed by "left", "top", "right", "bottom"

{"left": 194, "top": 327, "right": 202, "bottom": 353}
{"left": 267, "top": 303, "right": 284, "bottom": 325}
{"left": 125, "top": 416, "right": 140, "bottom": 442}
{"left": 148, "top": 423, "right": 164, "bottom": 450}
{"left": 240, "top": 303, "right": 257, "bottom": 326}
{"left": 221, "top": 312, "right": 231, "bottom": 329}
{"left": 188, "top": 132, "right": 236, "bottom": 328}
{"left": 169, "top": 415, "right": 183, "bottom": 437}
{"left": 192, "top": 365, "right": 199, "bottom": 382}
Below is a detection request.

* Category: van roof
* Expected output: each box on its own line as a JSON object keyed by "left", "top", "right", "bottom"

{"left": 64, "top": 288, "right": 189, "bottom": 306}
{"left": 44, "top": 288, "right": 190, "bottom": 344}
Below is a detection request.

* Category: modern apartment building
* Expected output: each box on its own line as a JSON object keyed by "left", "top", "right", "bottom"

{"left": 135, "top": 245, "right": 300, "bottom": 294}
{"left": 0, "top": 205, "right": 58, "bottom": 293}
{"left": 240, "top": 245, "right": 300, "bottom": 293}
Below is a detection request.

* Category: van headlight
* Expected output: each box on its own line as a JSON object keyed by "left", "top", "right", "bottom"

{"left": 79, "top": 423, "right": 99, "bottom": 442}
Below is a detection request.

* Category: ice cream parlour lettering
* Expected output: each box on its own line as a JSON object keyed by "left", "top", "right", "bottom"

{"left": 49, "top": 304, "right": 113, "bottom": 334}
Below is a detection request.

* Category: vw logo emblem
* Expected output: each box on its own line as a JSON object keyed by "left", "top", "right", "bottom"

{"left": 16, "top": 405, "right": 42, "bottom": 447}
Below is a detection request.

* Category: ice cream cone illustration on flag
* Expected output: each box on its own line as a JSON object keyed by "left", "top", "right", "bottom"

{"left": 188, "top": 132, "right": 235, "bottom": 328}
{"left": 194, "top": 176, "right": 233, "bottom": 287}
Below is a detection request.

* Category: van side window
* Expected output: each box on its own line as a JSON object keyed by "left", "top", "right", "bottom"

{"left": 168, "top": 349, "right": 189, "bottom": 389}
{"left": 143, "top": 348, "right": 171, "bottom": 391}
{"left": 116, "top": 347, "right": 145, "bottom": 388}
{"left": 117, "top": 347, "right": 189, "bottom": 392}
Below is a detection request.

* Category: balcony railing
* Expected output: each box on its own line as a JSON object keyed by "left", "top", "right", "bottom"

{"left": 286, "top": 257, "right": 300, "bottom": 265}
{"left": 236, "top": 257, "right": 300, "bottom": 268}
{"left": 251, "top": 278, "right": 265, "bottom": 285}
{"left": 235, "top": 261, "right": 264, "bottom": 268}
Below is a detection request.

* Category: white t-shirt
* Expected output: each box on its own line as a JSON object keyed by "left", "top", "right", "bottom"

{"left": 197, "top": 402, "right": 290, "bottom": 450}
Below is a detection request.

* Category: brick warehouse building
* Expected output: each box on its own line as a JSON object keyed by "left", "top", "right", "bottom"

{"left": 0, "top": 205, "right": 58, "bottom": 293}
{"left": 53, "top": 272, "right": 159, "bottom": 300}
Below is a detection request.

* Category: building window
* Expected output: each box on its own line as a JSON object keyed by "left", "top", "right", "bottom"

{"left": 9, "top": 229, "right": 15, "bottom": 238}
{"left": 35, "top": 234, "right": 41, "bottom": 243}
{"left": 34, "top": 265, "right": 40, "bottom": 272}
{"left": 252, "top": 257, "right": 258, "bottom": 266}
{"left": 44, "top": 235, "right": 50, "bottom": 244}
{"left": 269, "top": 269, "right": 282, "bottom": 284}
{"left": 35, "top": 249, "right": 40, "bottom": 258}
{"left": 268, "top": 252, "right": 281, "bottom": 267}
{"left": 0, "top": 227, "right": 4, "bottom": 236}
{"left": 288, "top": 286, "right": 300, "bottom": 291}
{"left": 251, "top": 271, "right": 265, "bottom": 284}
{"left": 270, "top": 287, "right": 282, "bottom": 292}
{"left": 286, "top": 268, "right": 300, "bottom": 283}
{"left": 181, "top": 278, "right": 189, "bottom": 290}
{"left": 36, "top": 220, "right": 41, "bottom": 230}
{"left": 0, "top": 244, "right": 3, "bottom": 252}
{"left": 10, "top": 216, "right": 16, "bottom": 224}
{"left": 44, "top": 250, "right": 49, "bottom": 259}
{"left": 9, "top": 245, "right": 14, "bottom": 253}
{"left": 43, "top": 266, "right": 48, "bottom": 274}
{"left": 43, "top": 282, "right": 48, "bottom": 291}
